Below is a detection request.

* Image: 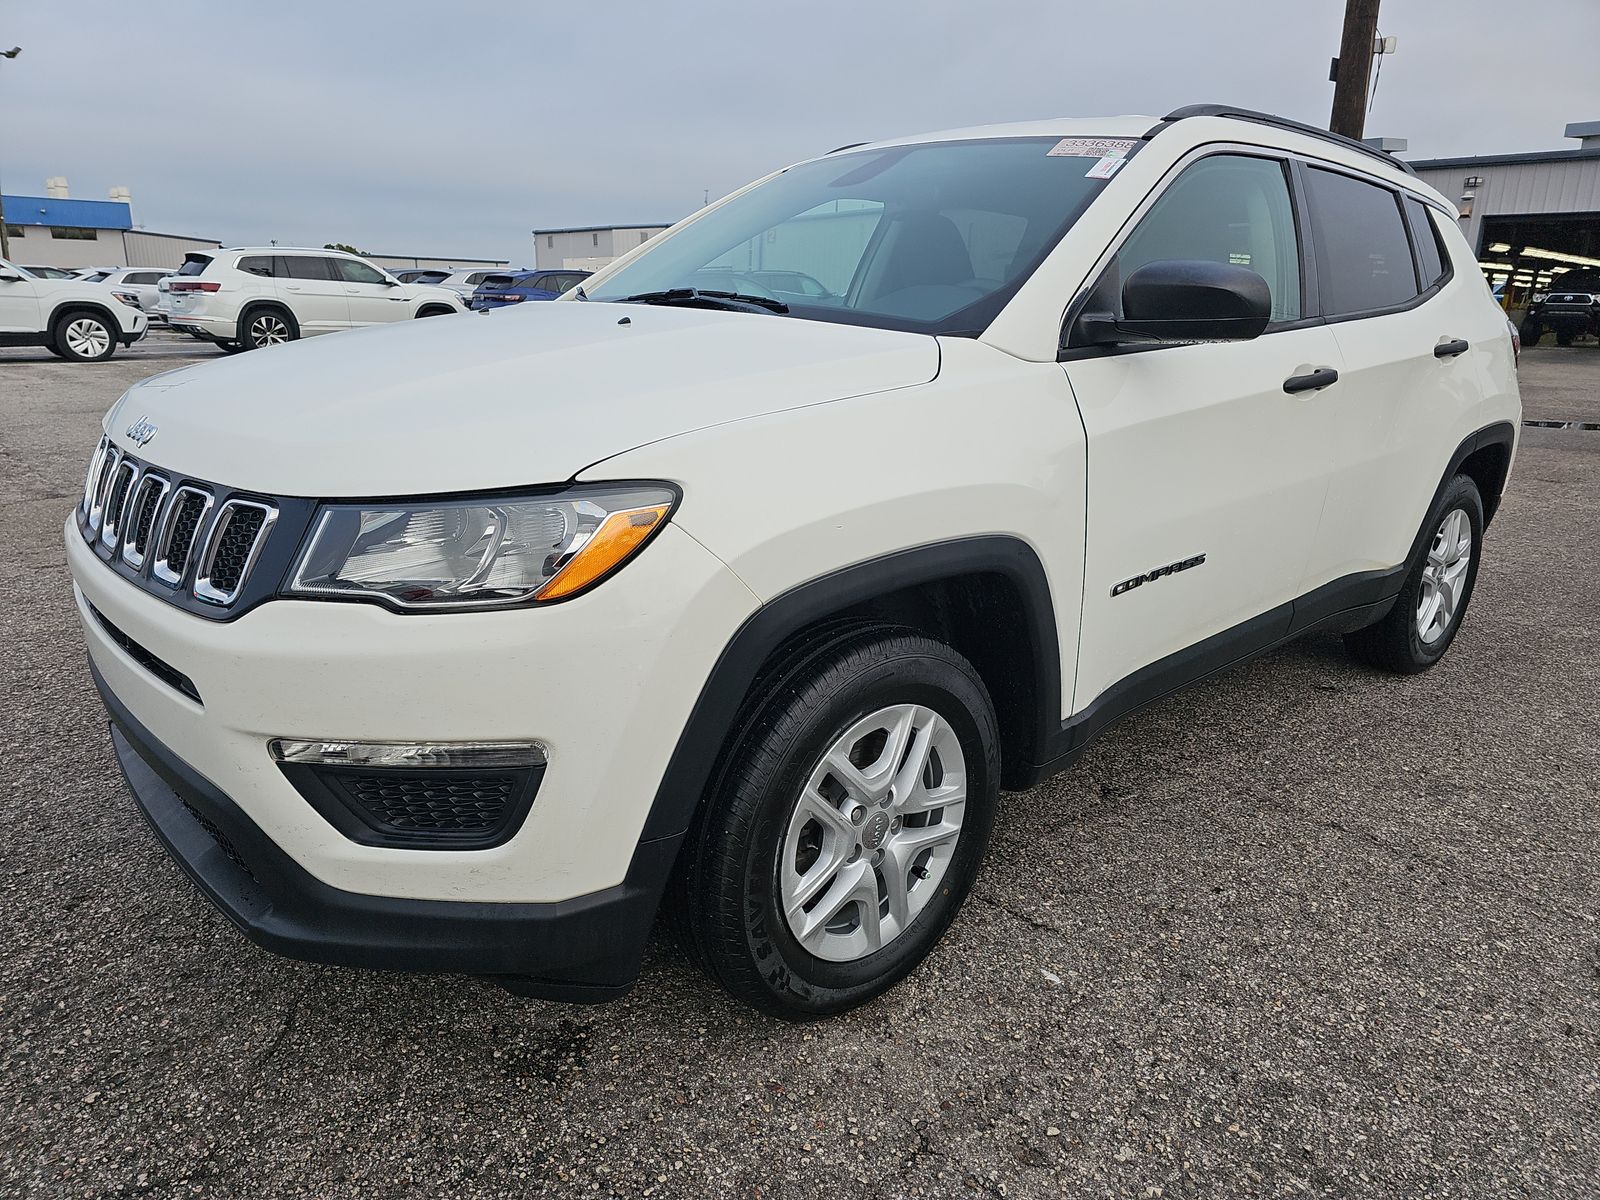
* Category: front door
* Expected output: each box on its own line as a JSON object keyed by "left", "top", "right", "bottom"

{"left": 278, "top": 255, "right": 350, "bottom": 333}
{"left": 1062, "top": 152, "right": 1344, "bottom": 712}
{"left": 336, "top": 258, "right": 414, "bottom": 325}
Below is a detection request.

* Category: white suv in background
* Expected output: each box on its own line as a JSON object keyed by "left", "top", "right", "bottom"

{"left": 164, "top": 247, "right": 464, "bottom": 351}
{"left": 84, "top": 267, "right": 174, "bottom": 321}
{"left": 0, "top": 257, "right": 148, "bottom": 361}
{"left": 69, "top": 107, "right": 1519, "bottom": 1018}
{"left": 434, "top": 267, "right": 506, "bottom": 299}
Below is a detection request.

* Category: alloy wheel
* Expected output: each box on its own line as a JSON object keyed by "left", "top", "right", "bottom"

{"left": 1417, "top": 507, "right": 1472, "bottom": 644}
{"left": 779, "top": 704, "right": 967, "bottom": 963}
{"left": 250, "top": 314, "right": 290, "bottom": 346}
{"left": 64, "top": 318, "right": 110, "bottom": 358}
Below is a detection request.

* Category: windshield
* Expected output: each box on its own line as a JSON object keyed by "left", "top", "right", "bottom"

{"left": 584, "top": 136, "right": 1127, "bottom": 335}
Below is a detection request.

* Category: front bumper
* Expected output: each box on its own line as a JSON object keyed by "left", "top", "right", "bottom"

{"left": 94, "top": 657, "right": 681, "bottom": 1000}
{"left": 66, "top": 513, "right": 757, "bottom": 906}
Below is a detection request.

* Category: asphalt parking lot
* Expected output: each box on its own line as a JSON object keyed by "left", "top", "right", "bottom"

{"left": 2, "top": 340, "right": 1596, "bottom": 1199}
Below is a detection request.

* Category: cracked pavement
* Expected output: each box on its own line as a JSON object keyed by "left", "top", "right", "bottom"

{"left": 1, "top": 336, "right": 1597, "bottom": 1198}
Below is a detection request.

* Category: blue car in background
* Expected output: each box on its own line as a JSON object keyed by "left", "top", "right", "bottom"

{"left": 469, "top": 269, "right": 592, "bottom": 311}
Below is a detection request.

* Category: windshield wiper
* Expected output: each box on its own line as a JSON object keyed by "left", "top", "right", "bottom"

{"left": 612, "top": 287, "right": 788, "bottom": 315}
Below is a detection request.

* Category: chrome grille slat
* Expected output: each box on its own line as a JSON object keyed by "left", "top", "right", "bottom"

{"left": 81, "top": 436, "right": 109, "bottom": 518}
{"left": 120, "top": 474, "right": 171, "bottom": 569}
{"left": 99, "top": 461, "right": 139, "bottom": 550}
{"left": 87, "top": 446, "right": 122, "bottom": 532}
{"left": 151, "top": 485, "right": 214, "bottom": 587}
{"left": 194, "top": 499, "right": 278, "bottom": 606}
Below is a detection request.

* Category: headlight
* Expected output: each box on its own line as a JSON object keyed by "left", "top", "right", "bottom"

{"left": 286, "top": 483, "right": 676, "bottom": 610}
{"left": 1531, "top": 293, "right": 1548, "bottom": 304}
{"left": 111, "top": 290, "right": 142, "bottom": 308}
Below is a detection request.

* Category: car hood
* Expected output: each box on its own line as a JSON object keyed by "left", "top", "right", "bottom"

{"left": 104, "top": 301, "right": 939, "bottom": 496}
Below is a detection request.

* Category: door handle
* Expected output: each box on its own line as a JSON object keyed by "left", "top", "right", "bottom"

{"left": 1283, "top": 367, "right": 1339, "bottom": 394}
{"left": 1434, "top": 338, "right": 1469, "bottom": 358}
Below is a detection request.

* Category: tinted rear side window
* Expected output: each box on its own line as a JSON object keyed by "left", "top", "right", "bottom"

{"left": 283, "top": 256, "right": 334, "bottom": 280}
{"left": 1403, "top": 197, "right": 1448, "bottom": 290}
{"left": 1306, "top": 168, "right": 1419, "bottom": 315}
{"left": 237, "top": 256, "right": 275, "bottom": 277}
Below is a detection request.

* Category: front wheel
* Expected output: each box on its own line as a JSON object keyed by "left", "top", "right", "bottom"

{"left": 1344, "top": 474, "right": 1485, "bottom": 673}
{"left": 53, "top": 311, "right": 118, "bottom": 362}
{"left": 675, "top": 625, "right": 999, "bottom": 1019}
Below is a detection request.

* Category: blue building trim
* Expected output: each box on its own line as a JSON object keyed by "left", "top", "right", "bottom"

{"left": 1, "top": 195, "right": 133, "bottom": 231}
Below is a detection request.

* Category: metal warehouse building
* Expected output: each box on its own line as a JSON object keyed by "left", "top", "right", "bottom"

{"left": 1409, "top": 120, "right": 1600, "bottom": 306}
{"left": 533, "top": 223, "right": 671, "bottom": 272}
{"left": 1, "top": 191, "right": 220, "bottom": 270}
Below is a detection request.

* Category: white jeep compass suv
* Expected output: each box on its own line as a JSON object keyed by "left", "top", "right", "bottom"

{"left": 164, "top": 247, "right": 464, "bottom": 351}
{"left": 0, "top": 258, "right": 149, "bottom": 361}
{"left": 68, "top": 107, "right": 1520, "bottom": 1018}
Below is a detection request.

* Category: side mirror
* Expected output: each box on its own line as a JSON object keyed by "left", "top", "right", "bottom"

{"left": 0, "top": 273, "right": 22, "bottom": 283}
{"left": 382, "top": 278, "right": 400, "bottom": 287}
{"left": 1080, "top": 260, "right": 1272, "bottom": 346}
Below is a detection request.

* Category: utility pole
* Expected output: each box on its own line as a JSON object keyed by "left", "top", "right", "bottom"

{"left": 1328, "top": 0, "right": 1380, "bottom": 139}
{"left": 0, "top": 46, "right": 19, "bottom": 259}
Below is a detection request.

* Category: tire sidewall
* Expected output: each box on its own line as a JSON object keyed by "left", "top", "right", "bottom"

{"left": 732, "top": 647, "right": 999, "bottom": 1014}
{"left": 1398, "top": 477, "right": 1485, "bottom": 667}
{"left": 53, "top": 310, "right": 116, "bottom": 362}
{"left": 241, "top": 305, "right": 297, "bottom": 349}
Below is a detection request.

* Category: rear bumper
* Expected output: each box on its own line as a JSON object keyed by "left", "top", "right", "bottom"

{"left": 93, "top": 656, "right": 682, "bottom": 1001}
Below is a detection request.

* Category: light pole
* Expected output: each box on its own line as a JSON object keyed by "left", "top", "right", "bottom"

{"left": 0, "top": 46, "right": 20, "bottom": 260}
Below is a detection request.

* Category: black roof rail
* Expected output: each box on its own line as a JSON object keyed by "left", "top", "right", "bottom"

{"left": 827, "top": 141, "right": 871, "bottom": 155}
{"left": 1151, "top": 104, "right": 1417, "bottom": 176}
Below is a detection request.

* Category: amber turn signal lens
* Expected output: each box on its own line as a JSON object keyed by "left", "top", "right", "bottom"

{"left": 533, "top": 504, "right": 671, "bottom": 600}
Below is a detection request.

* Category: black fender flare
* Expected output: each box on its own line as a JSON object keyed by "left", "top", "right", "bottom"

{"left": 636, "top": 535, "right": 1063, "bottom": 842}
{"left": 48, "top": 302, "right": 126, "bottom": 343}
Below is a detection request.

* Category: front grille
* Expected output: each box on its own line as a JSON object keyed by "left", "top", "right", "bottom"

{"left": 333, "top": 772, "right": 522, "bottom": 833}
{"left": 76, "top": 438, "right": 287, "bottom": 616}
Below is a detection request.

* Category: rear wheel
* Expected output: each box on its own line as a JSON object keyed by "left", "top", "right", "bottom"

{"left": 1519, "top": 320, "right": 1541, "bottom": 346}
{"left": 52, "top": 310, "right": 118, "bottom": 362}
{"left": 240, "top": 307, "right": 296, "bottom": 350}
{"left": 675, "top": 625, "right": 999, "bottom": 1019}
{"left": 1344, "top": 474, "right": 1484, "bottom": 674}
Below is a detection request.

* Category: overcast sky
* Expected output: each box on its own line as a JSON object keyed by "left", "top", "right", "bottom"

{"left": 3, "top": 1, "right": 1596, "bottom": 262}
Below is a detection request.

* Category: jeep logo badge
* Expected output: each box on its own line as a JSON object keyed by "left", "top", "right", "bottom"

{"left": 125, "top": 416, "right": 158, "bottom": 447}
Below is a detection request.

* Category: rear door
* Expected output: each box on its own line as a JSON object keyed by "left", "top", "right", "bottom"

{"left": 336, "top": 257, "right": 412, "bottom": 324}
{"left": 1297, "top": 167, "right": 1467, "bottom": 588}
{"left": 1062, "top": 151, "right": 1345, "bottom": 711}
{"left": 278, "top": 255, "right": 350, "bottom": 332}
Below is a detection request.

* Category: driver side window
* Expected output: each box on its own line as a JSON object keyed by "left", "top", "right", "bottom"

{"left": 1113, "top": 154, "right": 1302, "bottom": 323}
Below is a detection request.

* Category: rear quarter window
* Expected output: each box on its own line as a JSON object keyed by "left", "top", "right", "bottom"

{"left": 1305, "top": 168, "right": 1420, "bottom": 315}
{"left": 236, "top": 256, "right": 276, "bottom": 278}
{"left": 1403, "top": 197, "right": 1449, "bottom": 291}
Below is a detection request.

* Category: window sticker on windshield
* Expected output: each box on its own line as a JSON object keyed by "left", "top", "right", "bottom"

{"left": 1085, "top": 154, "right": 1128, "bottom": 180}
{"left": 1047, "top": 137, "right": 1138, "bottom": 159}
